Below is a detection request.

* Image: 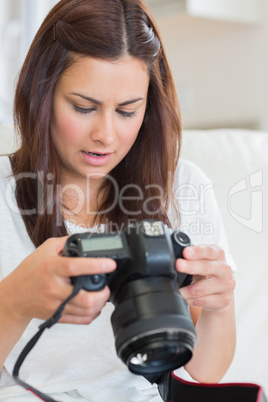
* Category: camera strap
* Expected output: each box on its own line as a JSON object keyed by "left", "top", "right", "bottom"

{"left": 12, "top": 276, "right": 86, "bottom": 402}
{"left": 154, "top": 371, "right": 268, "bottom": 402}
{"left": 12, "top": 277, "right": 267, "bottom": 402}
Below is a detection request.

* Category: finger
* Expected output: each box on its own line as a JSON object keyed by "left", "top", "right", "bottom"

{"left": 176, "top": 258, "right": 220, "bottom": 277}
{"left": 63, "top": 301, "right": 103, "bottom": 318}
{"left": 183, "top": 293, "right": 234, "bottom": 311}
{"left": 61, "top": 288, "right": 110, "bottom": 322}
{"left": 43, "top": 236, "right": 70, "bottom": 255}
{"left": 183, "top": 245, "right": 225, "bottom": 261}
{"left": 52, "top": 255, "right": 117, "bottom": 278}
{"left": 67, "top": 286, "right": 110, "bottom": 309}
{"left": 55, "top": 275, "right": 111, "bottom": 306}
{"left": 59, "top": 311, "right": 101, "bottom": 325}
{"left": 179, "top": 277, "right": 233, "bottom": 300}
{"left": 52, "top": 275, "right": 75, "bottom": 301}
{"left": 62, "top": 304, "right": 94, "bottom": 317}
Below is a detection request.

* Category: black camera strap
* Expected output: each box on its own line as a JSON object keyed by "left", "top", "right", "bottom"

{"left": 12, "top": 276, "right": 86, "bottom": 402}
{"left": 12, "top": 276, "right": 267, "bottom": 402}
{"left": 154, "top": 371, "right": 268, "bottom": 402}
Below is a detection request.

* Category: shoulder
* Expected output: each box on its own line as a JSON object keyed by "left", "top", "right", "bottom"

{"left": 171, "top": 159, "right": 219, "bottom": 241}
{"left": 0, "top": 155, "right": 20, "bottom": 223}
{"left": 173, "top": 158, "right": 214, "bottom": 211}
{"left": 0, "top": 155, "right": 17, "bottom": 216}
{"left": 0, "top": 155, "right": 12, "bottom": 177}
{"left": 174, "top": 158, "right": 212, "bottom": 188}
{"left": 0, "top": 156, "right": 13, "bottom": 193}
{"left": 0, "top": 156, "right": 35, "bottom": 279}
{"left": 171, "top": 158, "right": 236, "bottom": 271}
{"left": 172, "top": 158, "right": 215, "bottom": 220}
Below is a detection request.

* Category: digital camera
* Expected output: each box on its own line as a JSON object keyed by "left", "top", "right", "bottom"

{"left": 63, "top": 220, "right": 197, "bottom": 378}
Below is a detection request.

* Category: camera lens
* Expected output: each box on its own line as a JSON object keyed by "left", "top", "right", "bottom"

{"left": 111, "top": 278, "right": 196, "bottom": 376}
{"left": 124, "top": 330, "right": 194, "bottom": 376}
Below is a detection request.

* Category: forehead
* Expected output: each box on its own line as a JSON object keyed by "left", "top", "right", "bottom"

{"left": 56, "top": 56, "right": 150, "bottom": 100}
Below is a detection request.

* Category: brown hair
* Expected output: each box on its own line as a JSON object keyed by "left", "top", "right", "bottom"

{"left": 12, "top": 0, "right": 182, "bottom": 247}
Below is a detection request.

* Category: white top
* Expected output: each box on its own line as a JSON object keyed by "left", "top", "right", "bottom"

{"left": 0, "top": 156, "right": 235, "bottom": 401}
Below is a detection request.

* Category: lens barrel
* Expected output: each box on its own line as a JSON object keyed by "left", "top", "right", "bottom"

{"left": 111, "top": 277, "right": 197, "bottom": 376}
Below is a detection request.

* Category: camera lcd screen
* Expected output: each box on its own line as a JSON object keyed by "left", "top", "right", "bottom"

{"left": 81, "top": 236, "right": 124, "bottom": 252}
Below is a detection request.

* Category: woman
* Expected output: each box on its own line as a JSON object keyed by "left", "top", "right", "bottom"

{"left": 0, "top": 0, "right": 236, "bottom": 400}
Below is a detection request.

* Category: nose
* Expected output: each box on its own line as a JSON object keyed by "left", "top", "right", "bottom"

{"left": 90, "top": 112, "right": 116, "bottom": 146}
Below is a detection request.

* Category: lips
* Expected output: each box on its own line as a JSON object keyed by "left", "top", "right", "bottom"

{"left": 84, "top": 151, "right": 107, "bottom": 157}
{"left": 81, "top": 150, "right": 112, "bottom": 166}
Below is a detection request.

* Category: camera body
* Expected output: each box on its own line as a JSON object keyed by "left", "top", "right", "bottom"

{"left": 63, "top": 220, "right": 197, "bottom": 377}
{"left": 63, "top": 220, "right": 192, "bottom": 297}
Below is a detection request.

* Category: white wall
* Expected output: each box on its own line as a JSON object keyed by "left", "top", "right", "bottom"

{"left": 0, "top": 0, "right": 18, "bottom": 123}
{"left": 0, "top": 0, "right": 59, "bottom": 124}
{"left": 151, "top": 1, "right": 268, "bottom": 130}
{"left": 0, "top": 0, "right": 268, "bottom": 130}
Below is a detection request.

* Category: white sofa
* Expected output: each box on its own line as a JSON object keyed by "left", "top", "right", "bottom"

{"left": 1, "top": 125, "right": 268, "bottom": 394}
{"left": 181, "top": 129, "right": 268, "bottom": 392}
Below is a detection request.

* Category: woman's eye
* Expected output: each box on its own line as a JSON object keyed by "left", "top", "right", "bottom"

{"left": 116, "top": 109, "right": 136, "bottom": 118}
{"left": 73, "top": 105, "right": 95, "bottom": 114}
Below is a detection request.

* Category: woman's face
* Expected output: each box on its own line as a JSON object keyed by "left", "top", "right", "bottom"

{"left": 50, "top": 56, "right": 150, "bottom": 188}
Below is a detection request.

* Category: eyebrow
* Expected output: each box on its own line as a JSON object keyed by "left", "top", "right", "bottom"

{"left": 69, "top": 92, "right": 144, "bottom": 106}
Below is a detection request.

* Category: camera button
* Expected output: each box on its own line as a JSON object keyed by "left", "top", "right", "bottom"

{"left": 91, "top": 275, "right": 102, "bottom": 284}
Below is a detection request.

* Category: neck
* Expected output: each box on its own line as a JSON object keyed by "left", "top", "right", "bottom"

{"left": 60, "top": 174, "right": 105, "bottom": 228}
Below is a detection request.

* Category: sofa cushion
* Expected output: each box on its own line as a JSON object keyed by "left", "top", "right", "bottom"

{"left": 181, "top": 129, "right": 268, "bottom": 388}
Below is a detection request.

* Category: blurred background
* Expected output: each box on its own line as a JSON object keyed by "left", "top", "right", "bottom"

{"left": 0, "top": 0, "right": 267, "bottom": 130}
{"left": 0, "top": 0, "right": 268, "bottom": 394}
{"left": 148, "top": 0, "right": 268, "bottom": 131}
{"left": 0, "top": 0, "right": 58, "bottom": 123}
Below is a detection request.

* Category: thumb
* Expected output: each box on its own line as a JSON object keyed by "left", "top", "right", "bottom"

{"left": 43, "top": 236, "right": 70, "bottom": 255}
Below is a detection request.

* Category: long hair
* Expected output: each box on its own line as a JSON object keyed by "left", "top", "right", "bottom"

{"left": 12, "top": 0, "right": 182, "bottom": 247}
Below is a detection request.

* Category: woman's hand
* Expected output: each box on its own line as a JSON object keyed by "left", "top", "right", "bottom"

{"left": 176, "top": 244, "right": 236, "bottom": 382}
{"left": 2, "top": 237, "right": 116, "bottom": 325}
{"left": 176, "top": 245, "right": 235, "bottom": 312}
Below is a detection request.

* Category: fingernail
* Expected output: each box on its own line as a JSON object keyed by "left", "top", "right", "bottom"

{"left": 103, "top": 259, "right": 116, "bottom": 270}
